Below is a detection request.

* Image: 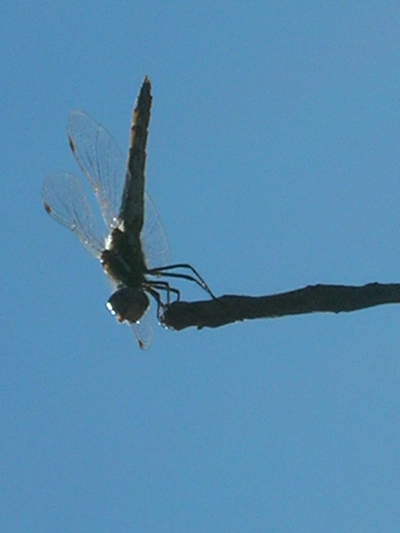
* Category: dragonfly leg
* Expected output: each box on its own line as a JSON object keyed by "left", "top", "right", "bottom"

{"left": 147, "top": 263, "right": 215, "bottom": 299}
{"left": 146, "top": 281, "right": 181, "bottom": 319}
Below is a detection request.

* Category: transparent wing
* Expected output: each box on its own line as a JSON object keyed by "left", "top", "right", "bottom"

{"left": 68, "top": 109, "right": 171, "bottom": 270}
{"left": 42, "top": 172, "right": 104, "bottom": 257}
{"left": 67, "top": 110, "right": 125, "bottom": 230}
{"left": 131, "top": 305, "right": 154, "bottom": 350}
{"left": 141, "top": 192, "right": 171, "bottom": 269}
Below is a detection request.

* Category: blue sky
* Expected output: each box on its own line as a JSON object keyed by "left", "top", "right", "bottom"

{"left": 2, "top": 1, "right": 400, "bottom": 531}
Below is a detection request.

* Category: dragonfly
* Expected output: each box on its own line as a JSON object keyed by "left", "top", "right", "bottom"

{"left": 42, "top": 77, "right": 215, "bottom": 349}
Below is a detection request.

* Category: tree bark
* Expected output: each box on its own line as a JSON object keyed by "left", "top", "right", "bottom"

{"left": 161, "top": 282, "right": 400, "bottom": 331}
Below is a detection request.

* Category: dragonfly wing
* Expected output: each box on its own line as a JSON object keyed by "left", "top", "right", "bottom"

{"left": 67, "top": 110, "right": 125, "bottom": 230}
{"left": 141, "top": 192, "right": 171, "bottom": 269}
{"left": 42, "top": 172, "right": 104, "bottom": 258}
{"left": 131, "top": 305, "right": 154, "bottom": 350}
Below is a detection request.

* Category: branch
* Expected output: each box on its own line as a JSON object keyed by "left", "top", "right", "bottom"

{"left": 161, "top": 282, "right": 400, "bottom": 331}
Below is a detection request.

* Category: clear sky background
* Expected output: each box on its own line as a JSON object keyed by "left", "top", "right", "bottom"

{"left": 2, "top": 2, "right": 400, "bottom": 531}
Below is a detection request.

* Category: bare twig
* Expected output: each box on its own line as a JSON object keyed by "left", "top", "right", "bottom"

{"left": 162, "top": 282, "right": 400, "bottom": 331}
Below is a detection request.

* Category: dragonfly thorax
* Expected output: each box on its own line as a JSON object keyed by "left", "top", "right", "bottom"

{"left": 101, "top": 227, "right": 147, "bottom": 288}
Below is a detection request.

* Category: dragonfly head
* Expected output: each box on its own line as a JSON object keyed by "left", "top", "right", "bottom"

{"left": 106, "top": 287, "right": 150, "bottom": 324}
